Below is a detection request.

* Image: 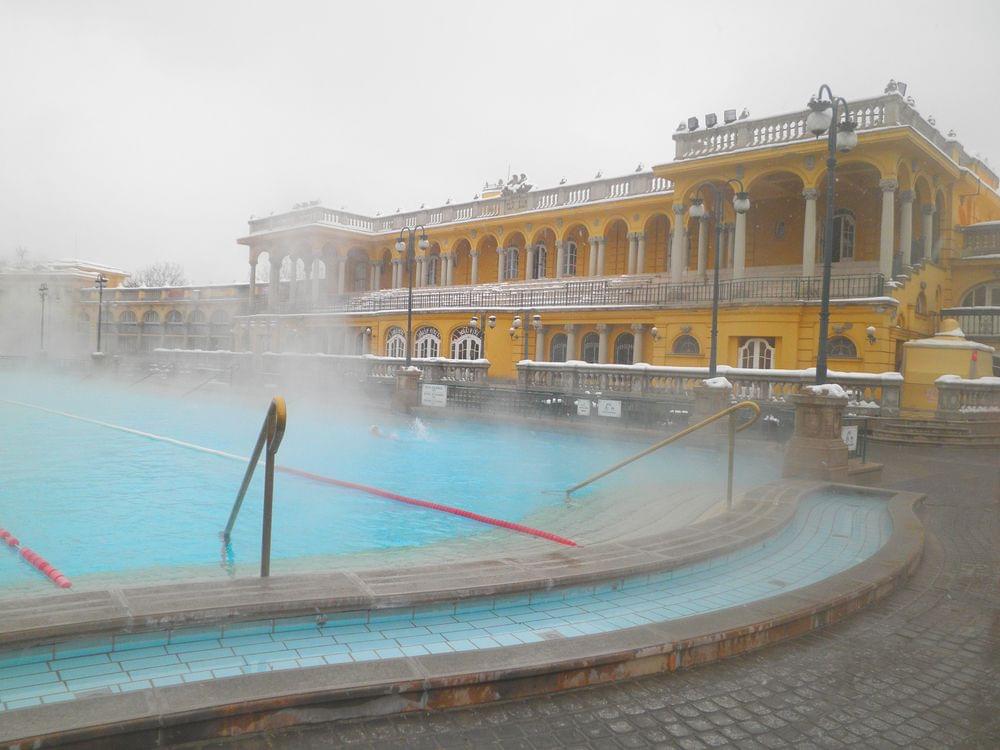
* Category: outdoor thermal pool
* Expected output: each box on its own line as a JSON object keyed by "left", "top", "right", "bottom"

{"left": 0, "top": 371, "right": 779, "bottom": 595}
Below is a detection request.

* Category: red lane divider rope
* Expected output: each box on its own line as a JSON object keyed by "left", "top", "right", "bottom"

{"left": 275, "top": 466, "right": 578, "bottom": 548}
{"left": 0, "top": 528, "right": 72, "bottom": 588}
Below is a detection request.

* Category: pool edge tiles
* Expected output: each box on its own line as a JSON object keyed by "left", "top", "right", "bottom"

{"left": 0, "top": 489, "right": 895, "bottom": 714}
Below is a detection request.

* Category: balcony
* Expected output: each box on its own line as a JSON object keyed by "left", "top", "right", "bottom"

{"left": 941, "top": 308, "right": 1000, "bottom": 340}
{"left": 960, "top": 222, "right": 1000, "bottom": 259}
{"left": 245, "top": 173, "right": 673, "bottom": 238}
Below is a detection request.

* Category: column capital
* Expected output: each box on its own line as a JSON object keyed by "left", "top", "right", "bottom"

{"left": 563, "top": 324, "right": 577, "bottom": 333}
{"left": 594, "top": 235, "right": 605, "bottom": 243}
{"left": 921, "top": 203, "right": 936, "bottom": 215}
{"left": 802, "top": 188, "right": 819, "bottom": 201}
{"left": 698, "top": 214, "right": 710, "bottom": 223}
{"left": 470, "top": 250, "right": 479, "bottom": 258}
{"left": 595, "top": 323, "right": 609, "bottom": 333}
{"left": 630, "top": 323, "right": 645, "bottom": 333}
{"left": 899, "top": 189, "right": 915, "bottom": 203}
{"left": 672, "top": 203, "right": 686, "bottom": 216}
{"left": 879, "top": 178, "right": 899, "bottom": 192}
{"left": 627, "top": 231, "right": 640, "bottom": 240}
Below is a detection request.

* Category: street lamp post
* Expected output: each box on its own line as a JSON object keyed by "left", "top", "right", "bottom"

{"left": 689, "top": 180, "right": 751, "bottom": 378}
{"left": 395, "top": 226, "right": 428, "bottom": 368}
{"left": 805, "top": 85, "right": 858, "bottom": 384}
{"left": 38, "top": 283, "right": 48, "bottom": 351}
{"left": 95, "top": 273, "right": 108, "bottom": 353}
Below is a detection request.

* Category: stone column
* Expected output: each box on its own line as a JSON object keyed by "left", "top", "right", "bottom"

{"left": 728, "top": 223, "right": 736, "bottom": 268}
{"left": 288, "top": 256, "right": 299, "bottom": 304}
{"left": 248, "top": 257, "right": 257, "bottom": 312}
{"left": 269, "top": 257, "right": 281, "bottom": 310}
{"left": 596, "top": 323, "right": 609, "bottom": 363}
{"left": 565, "top": 324, "right": 578, "bottom": 361}
{"left": 445, "top": 253, "right": 454, "bottom": 286}
{"left": 470, "top": 250, "right": 479, "bottom": 285}
{"left": 416, "top": 256, "right": 425, "bottom": 287}
{"left": 534, "top": 326, "right": 546, "bottom": 362}
{"left": 526, "top": 245, "right": 535, "bottom": 281}
{"left": 636, "top": 233, "right": 646, "bottom": 275}
{"left": 879, "top": 178, "right": 897, "bottom": 279}
{"left": 733, "top": 209, "right": 748, "bottom": 279}
{"left": 627, "top": 233, "right": 638, "bottom": 274}
{"left": 496, "top": 247, "right": 505, "bottom": 282}
{"left": 922, "top": 204, "right": 935, "bottom": 261}
{"left": 555, "top": 241, "right": 565, "bottom": 279}
{"left": 369, "top": 262, "right": 378, "bottom": 291}
{"left": 631, "top": 323, "right": 644, "bottom": 363}
{"left": 802, "top": 188, "right": 818, "bottom": 277}
{"left": 337, "top": 256, "right": 347, "bottom": 295}
{"left": 782, "top": 391, "right": 850, "bottom": 480}
{"left": 670, "top": 204, "right": 686, "bottom": 282}
{"left": 697, "top": 216, "right": 709, "bottom": 279}
{"left": 596, "top": 236, "right": 606, "bottom": 276}
{"left": 312, "top": 256, "right": 322, "bottom": 305}
{"left": 588, "top": 237, "right": 598, "bottom": 277}
{"left": 899, "top": 190, "right": 914, "bottom": 267}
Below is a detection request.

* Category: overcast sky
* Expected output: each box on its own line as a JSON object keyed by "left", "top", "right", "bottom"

{"left": 1, "top": 0, "right": 997, "bottom": 283}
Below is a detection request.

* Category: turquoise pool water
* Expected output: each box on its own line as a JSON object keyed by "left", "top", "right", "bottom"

{"left": 0, "top": 490, "right": 892, "bottom": 713}
{"left": 0, "top": 372, "right": 778, "bottom": 592}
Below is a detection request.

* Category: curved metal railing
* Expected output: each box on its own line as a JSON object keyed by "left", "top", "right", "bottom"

{"left": 564, "top": 400, "right": 761, "bottom": 508}
{"left": 222, "top": 396, "right": 287, "bottom": 577}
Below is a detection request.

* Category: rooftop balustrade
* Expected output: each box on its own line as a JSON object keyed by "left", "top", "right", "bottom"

{"left": 246, "top": 173, "right": 673, "bottom": 238}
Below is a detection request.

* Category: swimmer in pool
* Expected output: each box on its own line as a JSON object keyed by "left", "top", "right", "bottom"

{"left": 369, "top": 425, "right": 399, "bottom": 440}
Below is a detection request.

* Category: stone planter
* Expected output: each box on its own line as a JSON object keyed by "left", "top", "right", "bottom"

{"left": 782, "top": 392, "right": 849, "bottom": 480}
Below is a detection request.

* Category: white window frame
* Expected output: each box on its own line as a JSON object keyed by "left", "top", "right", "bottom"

{"left": 738, "top": 338, "right": 775, "bottom": 369}
{"left": 414, "top": 326, "right": 440, "bottom": 358}
{"left": 386, "top": 327, "right": 407, "bottom": 358}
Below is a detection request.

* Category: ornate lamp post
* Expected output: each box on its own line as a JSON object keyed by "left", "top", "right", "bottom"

{"left": 38, "top": 283, "right": 48, "bottom": 351}
{"left": 95, "top": 273, "right": 108, "bottom": 353}
{"left": 805, "top": 85, "right": 858, "bottom": 384}
{"left": 394, "top": 226, "right": 429, "bottom": 368}
{"left": 689, "top": 180, "right": 751, "bottom": 378}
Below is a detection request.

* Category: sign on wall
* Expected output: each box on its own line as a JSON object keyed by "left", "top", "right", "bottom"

{"left": 597, "top": 399, "right": 622, "bottom": 418}
{"left": 576, "top": 399, "right": 592, "bottom": 416}
{"left": 421, "top": 384, "right": 448, "bottom": 408}
{"left": 840, "top": 425, "right": 858, "bottom": 451}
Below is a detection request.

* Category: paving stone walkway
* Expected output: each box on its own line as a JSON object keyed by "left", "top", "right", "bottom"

{"left": 190, "top": 443, "right": 999, "bottom": 749}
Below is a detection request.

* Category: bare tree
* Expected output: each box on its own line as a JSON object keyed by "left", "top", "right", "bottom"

{"left": 123, "top": 261, "right": 188, "bottom": 287}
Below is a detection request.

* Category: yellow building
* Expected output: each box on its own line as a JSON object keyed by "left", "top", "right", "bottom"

{"left": 80, "top": 84, "right": 1000, "bottom": 384}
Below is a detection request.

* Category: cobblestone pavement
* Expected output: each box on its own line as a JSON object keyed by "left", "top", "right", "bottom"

{"left": 194, "top": 444, "right": 999, "bottom": 749}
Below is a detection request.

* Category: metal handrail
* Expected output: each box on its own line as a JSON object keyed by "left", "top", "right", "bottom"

{"left": 221, "top": 396, "right": 287, "bottom": 577}
{"left": 564, "top": 400, "right": 761, "bottom": 507}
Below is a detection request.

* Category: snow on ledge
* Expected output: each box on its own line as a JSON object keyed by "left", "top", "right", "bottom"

{"left": 802, "top": 383, "right": 849, "bottom": 399}
{"left": 936, "top": 375, "right": 1000, "bottom": 386}
{"left": 701, "top": 377, "right": 732, "bottom": 389}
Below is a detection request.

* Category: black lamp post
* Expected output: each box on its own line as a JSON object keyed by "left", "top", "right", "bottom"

{"left": 689, "top": 180, "right": 751, "bottom": 378}
{"left": 38, "top": 283, "right": 48, "bottom": 351}
{"left": 395, "top": 226, "right": 428, "bottom": 368}
{"left": 95, "top": 273, "right": 108, "bottom": 353}
{"left": 805, "top": 85, "right": 858, "bottom": 384}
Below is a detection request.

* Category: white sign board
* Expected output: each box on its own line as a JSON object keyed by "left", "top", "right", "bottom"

{"left": 421, "top": 384, "right": 448, "bottom": 408}
{"left": 576, "top": 399, "right": 591, "bottom": 416}
{"left": 597, "top": 399, "right": 622, "bottom": 418}
{"left": 841, "top": 425, "right": 858, "bottom": 451}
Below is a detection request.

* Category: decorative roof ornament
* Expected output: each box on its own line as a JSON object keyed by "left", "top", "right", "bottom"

{"left": 594, "top": 170, "right": 602, "bottom": 179}
{"left": 635, "top": 163, "right": 644, "bottom": 172}
{"left": 500, "top": 173, "right": 532, "bottom": 197}
{"left": 947, "top": 129, "right": 957, "bottom": 139}
{"left": 738, "top": 108, "right": 750, "bottom": 119}
{"left": 676, "top": 121, "right": 687, "bottom": 132}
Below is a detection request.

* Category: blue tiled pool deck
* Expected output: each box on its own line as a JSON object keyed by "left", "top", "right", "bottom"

{"left": 0, "top": 490, "right": 891, "bottom": 713}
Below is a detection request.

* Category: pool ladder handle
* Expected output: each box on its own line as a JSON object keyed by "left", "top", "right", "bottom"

{"left": 221, "top": 396, "right": 287, "bottom": 577}
{"left": 564, "top": 400, "right": 762, "bottom": 508}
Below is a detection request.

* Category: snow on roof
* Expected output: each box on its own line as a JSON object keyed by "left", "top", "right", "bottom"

{"left": 802, "top": 383, "right": 849, "bottom": 399}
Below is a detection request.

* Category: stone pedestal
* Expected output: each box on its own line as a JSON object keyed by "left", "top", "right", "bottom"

{"left": 690, "top": 380, "right": 733, "bottom": 441}
{"left": 392, "top": 367, "right": 422, "bottom": 412}
{"left": 782, "top": 392, "right": 849, "bottom": 480}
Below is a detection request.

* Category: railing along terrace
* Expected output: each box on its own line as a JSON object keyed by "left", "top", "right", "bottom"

{"left": 516, "top": 361, "right": 902, "bottom": 416}
{"left": 322, "top": 274, "right": 884, "bottom": 314}
{"left": 941, "top": 308, "right": 1000, "bottom": 339}
{"left": 247, "top": 172, "right": 673, "bottom": 237}
{"left": 673, "top": 92, "right": 987, "bottom": 165}
{"left": 961, "top": 224, "right": 1000, "bottom": 257}
{"left": 935, "top": 375, "right": 1000, "bottom": 416}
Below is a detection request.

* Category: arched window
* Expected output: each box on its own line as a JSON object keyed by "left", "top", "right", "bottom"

{"left": 533, "top": 245, "right": 547, "bottom": 280}
{"left": 549, "top": 333, "right": 568, "bottom": 363}
{"left": 352, "top": 259, "right": 368, "bottom": 291}
{"left": 832, "top": 209, "right": 855, "bottom": 261}
{"left": 77, "top": 312, "right": 90, "bottom": 334}
{"left": 915, "top": 291, "right": 928, "bottom": 316}
{"left": 450, "top": 327, "right": 482, "bottom": 360}
{"left": 563, "top": 242, "right": 578, "bottom": 276}
{"left": 614, "top": 333, "right": 634, "bottom": 365}
{"left": 581, "top": 332, "right": 600, "bottom": 363}
{"left": 209, "top": 310, "right": 230, "bottom": 351}
{"left": 738, "top": 338, "right": 774, "bottom": 369}
{"left": 414, "top": 326, "right": 440, "bottom": 358}
{"left": 188, "top": 310, "right": 208, "bottom": 350}
{"left": 164, "top": 310, "right": 184, "bottom": 348}
{"left": 827, "top": 335, "right": 858, "bottom": 358}
{"left": 386, "top": 326, "right": 406, "bottom": 358}
{"left": 961, "top": 282, "right": 1000, "bottom": 307}
{"left": 426, "top": 255, "right": 439, "bottom": 286}
{"left": 504, "top": 248, "right": 519, "bottom": 280}
{"left": 140, "top": 310, "right": 161, "bottom": 353}
{"left": 672, "top": 334, "right": 700, "bottom": 355}
{"left": 117, "top": 310, "right": 138, "bottom": 354}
